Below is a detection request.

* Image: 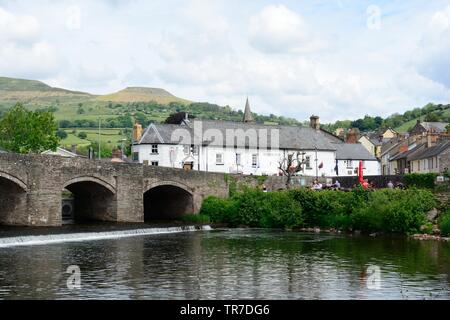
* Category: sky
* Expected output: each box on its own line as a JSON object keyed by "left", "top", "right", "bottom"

{"left": 1, "top": 0, "right": 450, "bottom": 122}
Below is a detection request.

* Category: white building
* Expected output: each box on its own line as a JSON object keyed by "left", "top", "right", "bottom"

{"left": 132, "top": 100, "right": 380, "bottom": 178}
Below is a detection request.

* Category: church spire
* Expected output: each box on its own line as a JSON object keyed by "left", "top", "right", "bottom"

{"left": 243, "top": 97, "right": 254, "bottom": 123}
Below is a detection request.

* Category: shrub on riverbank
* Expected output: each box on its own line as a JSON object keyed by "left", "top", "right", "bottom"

{"left": 201, "top": 188, "right": 302, "bottom": 228}
{"left": 440, "top": 211, "right": 450, "bottom": 237}
{"left": 404, "top": 173, "right": 437, "bottom": 189}
{"left": 200, "top": 187, "right": 436, "bottom": 234}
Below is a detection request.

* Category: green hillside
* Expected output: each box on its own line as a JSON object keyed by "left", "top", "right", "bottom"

{"left": 394, "top": 108, "right": 450, "bottom": 132}
{"left": 0, "top": 76, "right": 300, "bottom": 128}
{"left": 97, "top": 87, "right": 190, "bottom": 105}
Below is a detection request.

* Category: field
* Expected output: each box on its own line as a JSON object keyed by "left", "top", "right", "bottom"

{"left": 60, "top": 128, "right": 129, "bottom": 152}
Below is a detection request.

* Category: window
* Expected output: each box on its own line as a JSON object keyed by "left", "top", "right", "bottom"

{"left": 305, "top": 156, "right": 311, "bottom": 169}
{"left": 183, "top": 145, "right": 190, "bottom": 155}
{"left": 216, "top": 153, "right": 224, "bottom": 165}
{"left": 236, "top": 153, "right": 241, "bottom": 166}
{"left": 132, "top": 152, "right": 139, "bottom": 161}
{"left": 151, "top": 161, "right": 159, "bottom": 167}
{"left": 192, "top": 145, "right": 199, "bottom": 155}
{"left": 252, "top": 154, "right": 258, "bottom": 168}
{"left": 346, "top": 160, "right": 353, "bottom": 169}
{"left": 151, "top": 144, "right": 158, "bottom": 154}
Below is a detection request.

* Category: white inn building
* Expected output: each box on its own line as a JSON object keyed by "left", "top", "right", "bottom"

{"left": 132, "top": 100, "right": 381, "bottom": 177}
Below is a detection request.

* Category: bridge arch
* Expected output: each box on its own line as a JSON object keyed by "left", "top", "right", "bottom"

{"left": 0, "top": 171, "right": 28, "bottom": 192}
{"left": 63, "top": 176, "right": 117, "bottom": 222}
{"left": 0, "top": 171, "right": 28, "bottom": 225}
{"left": 144, "top": 181, "right": 194, "bottom": 221}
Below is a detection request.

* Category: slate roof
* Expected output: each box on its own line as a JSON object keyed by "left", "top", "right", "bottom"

{"left": 390, "top": 143, "right": 426, "bottom": 161}
{"left": 138, "top": 120, "right": 343, "bottom": 151}
{"left": 418, "top": 122, "right": 448, "bottom": 133}
{"left": 0, "top": 147, "right": 7, "bottom": 153}
{"left": 408, "top": 140, "right": 450, "bottom": 161}
{"left": 334, "top": 143, "right": 377, "bottom": 160}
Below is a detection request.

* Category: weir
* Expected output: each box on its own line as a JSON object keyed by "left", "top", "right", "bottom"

{"left": 0, "top": 225, "right": 212, "bottom": 248}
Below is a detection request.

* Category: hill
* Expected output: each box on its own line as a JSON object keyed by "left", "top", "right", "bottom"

{"left": 0, "top": 76, "right": 93, "bottom": 104}
{"left": 323, "top": 103, "right": 449, "bottom": 134}
{"left": 0, "top": 76, "right": 300, "bottom": 128}
{"left": 97, "top": 87, "right": 190, "bottom": 104}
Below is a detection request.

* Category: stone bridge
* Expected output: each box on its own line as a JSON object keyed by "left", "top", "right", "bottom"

{"left": 0, "top": 153, "right": 228, "bottom": 227}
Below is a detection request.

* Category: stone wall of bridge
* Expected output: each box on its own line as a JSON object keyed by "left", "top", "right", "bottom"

{"left": 0, "top": 153, "right": 228, "bottom": 227}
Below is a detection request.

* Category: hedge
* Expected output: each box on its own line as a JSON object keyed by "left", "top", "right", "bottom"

{"left": 200, "top": 187, "right": 436, "bottom": 235}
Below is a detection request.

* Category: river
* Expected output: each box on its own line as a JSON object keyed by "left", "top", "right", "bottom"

{"left": 0, "top": 228, "right": 449, "bottom": 299}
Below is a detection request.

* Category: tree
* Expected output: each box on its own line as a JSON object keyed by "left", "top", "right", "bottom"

{"left": 446, "top": 124, "right": 450, "bottom": 133}
{"left": 78, "top": 132, "right": 87, "bottom": 139}
{"left": 165, "top": 112, "right": 190, "bottom": 124}
{"left": 278, "top": 152, "right": 306, "bottom": 189}
{"left": 0, "top": 104, "right": 59, "bottom": 153}
{"left": 425, "top": 112, "right": 440, "bottom": 122}
{"left": 56, "top": 129, "right": 68, "bottom": 139}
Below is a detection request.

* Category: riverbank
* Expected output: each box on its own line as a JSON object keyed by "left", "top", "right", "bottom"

{"left": 201, "top": 187, "right": 443, "bottom": 236}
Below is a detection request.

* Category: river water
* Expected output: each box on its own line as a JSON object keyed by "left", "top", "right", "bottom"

{"left": 0, "top": 228, "right": 449, "bottom": 300}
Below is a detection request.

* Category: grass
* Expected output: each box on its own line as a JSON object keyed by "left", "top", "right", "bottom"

{"left": 60, "top": 128, "right": 128, "bottom": 150}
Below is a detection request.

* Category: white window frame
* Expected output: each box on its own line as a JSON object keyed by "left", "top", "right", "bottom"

{"left": 216, "top": 153, "right": 224, "bottom": 165}
{"left": 151, "top": 161, "right": 159, "bottom": 167}
{"left": 252, "top": 154, "right": 258, "bottom": 168}
{"left": 151, "top": 144, "right": 158, "bottom": 155}
{"left": 236, "top": 153, "right": 241, "bottom": 166}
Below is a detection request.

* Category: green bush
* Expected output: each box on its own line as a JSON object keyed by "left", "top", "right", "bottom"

{"left": 200, "top": 196, "right": 236, "bottom": 223}
{"left": 440, "top": 212, "right": 450, "bottom": 237}
{"left": 199, "top": 187, "right": 436, "bottom": 235}
{"left": 404, "top": 173, "right": 437, "bottom": 189}
{"left": 352, "top": 189, "right": 435, "bottom": 234}
{"left": 182, "top": 214, "right": 210, "bottom": 224}
{"left": 200, "top": 189, "right": 302, "bottom": 229}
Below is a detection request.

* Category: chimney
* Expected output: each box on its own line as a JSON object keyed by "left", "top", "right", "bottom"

{"left": 133, "top": 122, "right": 143, "bottom": 142}
{"left": 71, "top": 144, "right": 77, "bottom": 154}
{"left": 427, "top": 133, "right": 436, "bottom": 148}
{"left": 310, "top": 115, "right": 320, "bottom": 131}
{"left": 346, "top": 129, "right": 358, "bottom": 144}
{"left": 399, "top": 143, "right": 408, "bottom": 153}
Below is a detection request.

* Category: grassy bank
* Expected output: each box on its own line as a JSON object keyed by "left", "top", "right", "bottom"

{"left": 200, "top": 187, "right": 437, "bottom": 235}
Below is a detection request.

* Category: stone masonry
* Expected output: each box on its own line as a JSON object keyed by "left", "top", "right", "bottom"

{"left": 0, "top": 153, "right": 228, "bottom": 227}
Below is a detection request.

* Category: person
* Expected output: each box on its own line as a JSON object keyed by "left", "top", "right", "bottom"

{"left": 387, "top": 181, "right": 394, "bottom": 189}
{"left": 333, "top": 180, "right": 341, "bottom": 190}
{"left": 361, "top": 179, "right": 370, "bottom": 189}
{"left": 312, "top": 180, "right": 323, "bottom": 191}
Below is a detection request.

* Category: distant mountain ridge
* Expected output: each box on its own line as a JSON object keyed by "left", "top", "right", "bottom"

{"left": 0, "top": 77, "right": 188, "bottom": 104}
{"left": 97, "top": 86, "right": 191, "bottom": 104}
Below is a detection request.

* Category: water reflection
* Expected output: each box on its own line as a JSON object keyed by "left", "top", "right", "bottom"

{"left": 0, "top": 229, "right": 449, "bottom": 299}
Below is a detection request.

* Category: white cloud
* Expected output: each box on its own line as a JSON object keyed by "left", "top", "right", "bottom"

{"left": 415, "top": 5, "right": 450, "bottom": 89}
{"left": 0, "top": 41, "right": 62, "bottom": 78}
{"left": 248, "top": 5, "right": 324, "bottom": 54}
{"left": 1, "top": 1, "right": 450, "bottom": 123}
{"left": 0, "top": 7, "right": 40, "bottom": 42}
{"left": 66, "top": 5, "right": 82, "bottom": 31}
{"left": 0, "top": 7, "right": 62, "bottom": 79}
